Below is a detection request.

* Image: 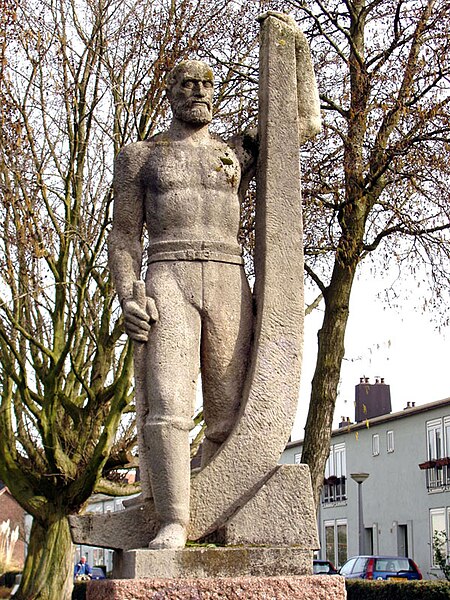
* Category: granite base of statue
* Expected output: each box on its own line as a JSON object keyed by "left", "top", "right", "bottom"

{"left": 70, "top": 13, "right": 346, "bottom": 600}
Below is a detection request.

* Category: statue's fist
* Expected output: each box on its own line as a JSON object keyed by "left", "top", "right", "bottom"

{"left": 123, "top": 296, "right": 158, "bottom": 343}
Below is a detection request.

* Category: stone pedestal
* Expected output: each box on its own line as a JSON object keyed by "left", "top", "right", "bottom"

{"left": 87, "top": 575, "right": 346, "bottom": 600}
{"left": 113, "top": 547, "right": 313, "bottom": 579}
{"left": 85, "top": 548, "right": 347, "bottom": 600}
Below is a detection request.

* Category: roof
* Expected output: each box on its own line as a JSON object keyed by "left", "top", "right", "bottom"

{"left": 287, "top": 395, "right": 450, "bottom": 449}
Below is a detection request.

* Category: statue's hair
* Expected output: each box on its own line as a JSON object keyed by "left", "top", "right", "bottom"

{"left": 166, "top": 60, "right": 214, "bottom": 92}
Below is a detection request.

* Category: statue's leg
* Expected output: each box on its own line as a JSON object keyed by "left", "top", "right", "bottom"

{"left": 200, "top": 262, "right": 253, "bottom": 466}
{"left": 144, "top": 262, "right": 201, "bottom": 548}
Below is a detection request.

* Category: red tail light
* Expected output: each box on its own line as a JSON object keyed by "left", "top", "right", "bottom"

{"left": 366, "top": 558, "right": 374, "bottom": 580}
{"left": 410, "top": 559, "right": 423, "bottom": 580}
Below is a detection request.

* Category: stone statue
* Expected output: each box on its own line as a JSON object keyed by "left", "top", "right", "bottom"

{"left": 108, "top": 59, "right": 257, "bottom": 550}
{"left": 108, "top": 12, "right": 320, "bottom": 552}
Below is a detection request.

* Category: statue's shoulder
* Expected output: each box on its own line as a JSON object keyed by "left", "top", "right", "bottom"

{"left": 116, "top": 140, "right": 153, "bottom": 162}
{"left": 226, "top": 128, "right": 258, "bottom": 175}
{"left": 115, "top": 138, "right": 163, "bottom": 176}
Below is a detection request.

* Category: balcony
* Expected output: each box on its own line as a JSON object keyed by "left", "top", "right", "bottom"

{"left": 322, "top": 475, "right": 347, "bottom": 504}
{"left": 419, "top": 458, "right": 450, "bottom": 491}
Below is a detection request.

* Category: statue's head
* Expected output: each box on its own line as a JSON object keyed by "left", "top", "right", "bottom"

{"left": 166, "top": 60, "right": 214, "bottom": 125}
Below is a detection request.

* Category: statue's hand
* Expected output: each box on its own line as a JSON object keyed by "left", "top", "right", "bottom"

{"left": 123, "top": 297, "right": 158, "bottom": 342}
{"left": 257, "top": 11, "right": 297, "bottom": 30}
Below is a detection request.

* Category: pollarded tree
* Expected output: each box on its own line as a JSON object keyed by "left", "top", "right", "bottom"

{"left": 270, "top": 0, "right": 450, "bottom": 505}
{"left": 0, "top": 0, "right": 257, "bottom": 598}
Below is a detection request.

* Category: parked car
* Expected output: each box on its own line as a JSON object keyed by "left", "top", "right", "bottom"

{"left": 338, "top": 555, "right": 422, "bottom": 580}
{"left": 90, "top": 566, "right": 106, "bottom": 580}
{"left": 313, "top": 559, "right": 338, "bottom": 575}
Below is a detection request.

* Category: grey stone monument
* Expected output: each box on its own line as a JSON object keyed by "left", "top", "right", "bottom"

{"left": 71, "top": 14, "right": 346, "bottom": 598}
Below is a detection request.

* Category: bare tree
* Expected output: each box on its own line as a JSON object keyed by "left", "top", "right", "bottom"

{"left": 274, "top": 0, "right": 450, "bottom": 505}
{"left": 0, "top": 0, "right": 257, "bottom": 597}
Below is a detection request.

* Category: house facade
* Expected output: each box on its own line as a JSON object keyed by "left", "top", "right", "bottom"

{"left": 281, "top": 379, "right": 450, "bottom": 579}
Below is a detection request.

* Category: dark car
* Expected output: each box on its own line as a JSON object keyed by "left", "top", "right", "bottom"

{"left": 90, "top": 566, "right": 106, "bottom": 580}
{"left": 339, "top": 555, "right": 422, "bottom": 580}
{"left": 313, "top": 559, "right": 338, "bottom": 575}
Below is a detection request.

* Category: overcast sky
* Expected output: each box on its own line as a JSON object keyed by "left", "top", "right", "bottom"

{"left": 291, "top": 266, "right": 450, "bottom": 441}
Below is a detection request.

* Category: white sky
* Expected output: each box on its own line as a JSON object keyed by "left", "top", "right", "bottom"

{"left": 291, "top": 267, "right": 450, "bottom": 441}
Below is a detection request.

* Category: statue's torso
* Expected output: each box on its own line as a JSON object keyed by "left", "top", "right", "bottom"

{"left": 140, "top": 134, "right": 242, "bottom": 248}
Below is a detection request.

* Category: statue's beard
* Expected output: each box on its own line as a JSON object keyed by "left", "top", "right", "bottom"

{"left": 173, "top": 102, "right": 212, "bottom": 125}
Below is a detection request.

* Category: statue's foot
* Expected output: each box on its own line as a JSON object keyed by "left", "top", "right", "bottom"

{"left": 148, "top": 522, "right": 187, "bottom": 550}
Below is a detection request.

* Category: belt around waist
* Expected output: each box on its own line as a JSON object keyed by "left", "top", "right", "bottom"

{"left": 147, "top": 240, "right": 244, "bottom": 266}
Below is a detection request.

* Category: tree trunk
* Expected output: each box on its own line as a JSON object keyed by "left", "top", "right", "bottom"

{"left": 15, "top": 513, "right": 74, "bottom": 600}
{"left": 302, "top": 261, "right": 357, "bottom": 507}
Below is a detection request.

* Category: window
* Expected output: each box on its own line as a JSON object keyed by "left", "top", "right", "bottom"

{"left": 445, "top": 418, "right": 450, "bottom": 455}
{"left": 325, "top": 444, "right": 346, "bottom": 478}
{"left": 294, "top": 452, "right": 301, "bottom": 464}
{"left": 334, "top": 444, "right": 346, "bottom": 478}
{"left": 324, "top": 519, "right": 347, "bottom": 568}
{"left": 325, "top": 522, "right": 335, "bottom": 566}
{"left": 430, "top": 508, "right": 446, "bottom": 567}
{"left": 337, "top": 521, "right": 348, "bottom": 567}
{"left": 372, "top": 434, "right": 380, "bottom": 456}
{"left": 323, "top": 443, "right": 347, "bottom": 503}
{"left": 424, "top": 419, "right": 450, "bottom": 490}
{"left": 427, "top": 419, "right": 443, "bottom": 460}
{"left": 387, "top": 430, "right": 394, "bottom": 453}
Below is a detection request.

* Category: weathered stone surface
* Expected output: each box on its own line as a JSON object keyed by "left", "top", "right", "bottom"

{"left": 188, "top": 13, "right": 310, "bottom": 541}
{"left": 87, "top": 576, "right": 346, "bottom": 600}
{"left": 69, "top": 503, "right": 158, "bottom": 551}
{"left": 114, "top": 547, "right": 313, "bottom": 579}
{"left": 221, "top": 464, "right": 319, "bottom": 548}
{"left": 71, "top": 14, "right": 321, "bottom": 552}
{"left": 69, "top": 466, "right": 318, "bottom": 551}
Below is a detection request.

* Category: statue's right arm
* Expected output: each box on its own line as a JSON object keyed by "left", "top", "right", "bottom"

{"left": 108, "top": 144, "right": 157, "bottom": 342}
{"left": 258, "top": 11, "right": 321, "bottom": 144}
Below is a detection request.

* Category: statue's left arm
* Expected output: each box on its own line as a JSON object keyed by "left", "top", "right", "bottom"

{"left": 227, "top": 128, "right": 258, "bottom": 199}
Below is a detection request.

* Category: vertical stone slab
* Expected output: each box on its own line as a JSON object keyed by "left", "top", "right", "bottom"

{"left": 188, "top": 15, "right": 304, "bottom": 539}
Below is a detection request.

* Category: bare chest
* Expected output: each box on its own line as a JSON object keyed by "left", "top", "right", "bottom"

{"left": 141, "top": 140, "right": 241, "bottom": 195}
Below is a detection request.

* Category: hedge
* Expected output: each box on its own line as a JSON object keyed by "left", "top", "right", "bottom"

{"left": 346, "top": 579, "right": 450, "bottom": 599}
{"left": 72, "top": 581, "right": 88, "bottom": 600}
{"left": 72, "top": 578, "right": 450, "bottom": 600}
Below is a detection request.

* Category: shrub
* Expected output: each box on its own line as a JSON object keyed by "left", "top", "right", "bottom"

{"left": 346, "top": 579, "right": 450, "bottom": 600}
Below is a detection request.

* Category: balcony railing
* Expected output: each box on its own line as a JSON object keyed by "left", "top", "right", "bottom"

{"left": 322, "top": 476, "right": 347, "bottom": 504}
{"left": 419, "top": 458, "right": 450, "bottom": 491}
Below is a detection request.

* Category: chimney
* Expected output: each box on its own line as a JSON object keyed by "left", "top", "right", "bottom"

{"left": 339, "top": 416, "right": 352, "bottom": 429}
{"left": 355, "top": 376, "right": 392, "bottom": 423}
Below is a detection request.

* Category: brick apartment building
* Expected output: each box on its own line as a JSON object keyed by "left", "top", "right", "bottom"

{"left": 0, "top": 482, "right": 26, "bottom": 568}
